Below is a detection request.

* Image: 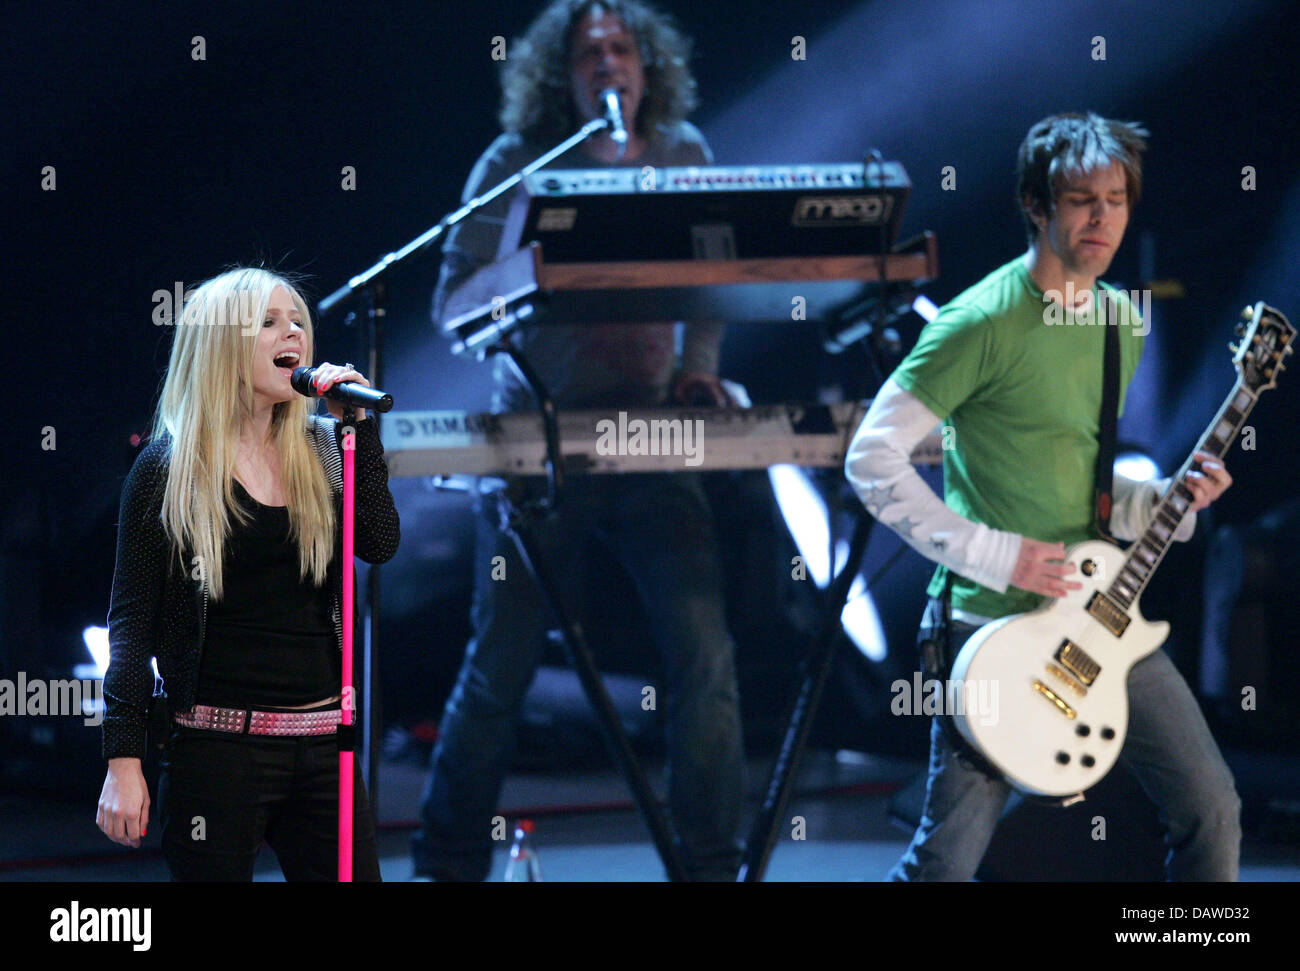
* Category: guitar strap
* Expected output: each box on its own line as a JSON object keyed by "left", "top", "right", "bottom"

{"left": 924, "top": 573, "right": 1004, "bottom": 782}
{"left": 1095, "top": 290, "right": 1121, "bottom": 541}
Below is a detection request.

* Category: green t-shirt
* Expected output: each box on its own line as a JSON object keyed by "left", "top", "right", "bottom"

{"left": 891, "top": 255, "right": 1144, "bottom": 618}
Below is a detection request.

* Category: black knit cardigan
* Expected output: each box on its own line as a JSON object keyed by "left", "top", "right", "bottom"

{"left": 102, "top": 415, "right": 400, "bottom": 760}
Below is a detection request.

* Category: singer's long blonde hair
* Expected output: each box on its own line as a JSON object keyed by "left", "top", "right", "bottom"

{"left": 150, "top": 267, "right": 336, "bottom": 600}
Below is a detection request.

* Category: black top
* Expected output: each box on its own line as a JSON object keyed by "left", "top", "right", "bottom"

{"left": 194, "top": 481, "right": 339, "bottom": 709}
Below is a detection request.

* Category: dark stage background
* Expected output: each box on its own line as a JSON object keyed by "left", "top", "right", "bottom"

{"left": 5, "top": 0, "right": 1299, "bottom": 800}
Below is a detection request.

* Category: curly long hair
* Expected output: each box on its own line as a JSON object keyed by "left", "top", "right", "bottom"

{"left": 500, "top": 0, "right": 698, "bottom": 143}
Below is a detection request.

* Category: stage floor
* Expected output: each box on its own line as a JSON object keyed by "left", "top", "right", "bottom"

{"left": 3, "top": 747, "right": 1297, "bottom": 882}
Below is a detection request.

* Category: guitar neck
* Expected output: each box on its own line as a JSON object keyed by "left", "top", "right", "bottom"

{"left": 1104, "top": 381, "right": 1257, "bottom": 610}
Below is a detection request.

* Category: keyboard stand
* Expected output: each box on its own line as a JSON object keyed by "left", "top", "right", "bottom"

{"left": 738, "top": 507, "right": 877, "bottom": 880}
{"left": 487, "top": 339, "right": 689, "bottom": 882}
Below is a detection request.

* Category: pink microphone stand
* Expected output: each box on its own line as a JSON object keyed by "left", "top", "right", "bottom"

{"left": 338, "top": 408, "right": 357, "bottom": 882}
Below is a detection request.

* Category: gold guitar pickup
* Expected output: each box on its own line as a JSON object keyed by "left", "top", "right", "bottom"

{"left": 1056, "top": 639, "right": 1100, "bottom": 686}
{"left": 1086, "top": 591, "right": 1131, "bottom": 636}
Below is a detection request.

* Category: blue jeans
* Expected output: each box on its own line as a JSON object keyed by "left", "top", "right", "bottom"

{"left": 413, "top": 474, "right": 744, "bottom": 880}
{"left": 889, "top": 600, "right": 1241, "bottom": 881}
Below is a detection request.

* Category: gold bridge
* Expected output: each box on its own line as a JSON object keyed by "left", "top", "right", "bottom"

{"left": 1032, "top": 680, "right": 1077, "bottom": 719}
{"left": 1047, "top": 662, "right": 1087, "bottom": 696}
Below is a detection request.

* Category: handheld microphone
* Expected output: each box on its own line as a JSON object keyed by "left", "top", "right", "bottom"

{"left": 599, "top": 88, "right": 628, "bottom": 159}
{"left": 291, "top": 366, "right": 394, "bottom": 413}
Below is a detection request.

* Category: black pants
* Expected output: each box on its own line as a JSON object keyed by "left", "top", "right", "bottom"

{"left": 158, "top": 723, "right": 381, "bottom": 881}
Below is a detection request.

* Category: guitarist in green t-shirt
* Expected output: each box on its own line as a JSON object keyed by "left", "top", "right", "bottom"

{"left": 846, "top": 112, "right": 1240, "bottom": 880}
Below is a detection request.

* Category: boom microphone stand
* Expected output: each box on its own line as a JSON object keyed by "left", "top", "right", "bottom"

{"left": 316, "top": 116, "right": 616, "bottom": 817}
{"left": 320, "top": 116, "right": 661, "bottom": 875}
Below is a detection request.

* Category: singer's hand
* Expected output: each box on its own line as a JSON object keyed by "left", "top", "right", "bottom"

{"left": 97, "top": 758, "right": 149, "bottom": 848}
{"left": 314, "top": 361, "right": 369, "bottom": 423}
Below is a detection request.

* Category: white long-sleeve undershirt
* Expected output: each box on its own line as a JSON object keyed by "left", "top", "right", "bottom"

{"left": 845, "top": 377, "right": 1195, "bottom": 607}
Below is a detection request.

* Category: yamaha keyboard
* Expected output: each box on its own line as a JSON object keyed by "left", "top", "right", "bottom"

{"left": 382, "top": 403, "right": 944, "bottom": 477}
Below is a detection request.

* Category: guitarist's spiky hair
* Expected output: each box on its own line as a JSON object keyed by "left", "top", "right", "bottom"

{"left": 1017, "top": 112, "right": 1149, "bottom": 243}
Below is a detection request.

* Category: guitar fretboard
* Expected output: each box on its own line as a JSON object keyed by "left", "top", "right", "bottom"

{"left": 1105, "top": 383, "right": 1256, "bottom": 610}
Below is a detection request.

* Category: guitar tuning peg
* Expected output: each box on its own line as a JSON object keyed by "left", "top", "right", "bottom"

{"left": 1241, "top": 306, "right": 1255, "bottom": 321}
{"left": 1228, "top": 342, "right": 1239, "bottom": 354}
{"left": 1234, "top": 322, "right": 1247, "bottom": 336}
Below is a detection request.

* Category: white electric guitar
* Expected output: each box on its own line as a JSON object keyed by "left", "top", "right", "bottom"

{"left": 949, "top": 302, "right": 1294, "bottom": 797}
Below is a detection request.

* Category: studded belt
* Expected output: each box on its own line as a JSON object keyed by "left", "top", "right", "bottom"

{"left": 174, "top": 704, "right": 343, "bottom": 736}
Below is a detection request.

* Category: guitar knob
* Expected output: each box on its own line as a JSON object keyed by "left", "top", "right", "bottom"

{"left": 1080, "top": 559, "right": 1098, "bottom": 576}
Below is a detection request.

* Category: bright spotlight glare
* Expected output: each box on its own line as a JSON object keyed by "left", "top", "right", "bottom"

{"left": 1115, "top": 451, "right": 1160, "bottom": 483}
{"left": 81, "top": 625, "right": 157, "bottom": 681}
{"left": 83, "top": 626, "right": 110, "bottom": 679}
{"left": 769, "top": 465, "right": 831, "bottom": 587}
{"left": 912, "top": 295, "right": 939, "bottom": 323}
{"left": 841, "top": 574, "right": 887, "bottom": 661}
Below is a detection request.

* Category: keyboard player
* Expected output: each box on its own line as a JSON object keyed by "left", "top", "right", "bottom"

{"left": 411, "top": 0, "right": 745, "bottom": 881}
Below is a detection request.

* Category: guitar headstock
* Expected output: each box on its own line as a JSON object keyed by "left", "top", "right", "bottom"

{"left": 1231, "top": 302, "right": 1295, "bottom": 394}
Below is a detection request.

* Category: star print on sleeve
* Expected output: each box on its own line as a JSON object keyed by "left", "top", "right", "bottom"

{"left": 889, "top": 515, "right": 921, "bottom": 539}
{"left": 860, "top": 483, "right": 901, "bottom": 517}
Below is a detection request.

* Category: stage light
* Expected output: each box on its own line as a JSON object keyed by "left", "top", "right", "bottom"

{"left": 912, "top": 294, "right": 939, "bottom": 322}
{"left": 79, "top": 625, "right": 157, "bottom": 681}
{"left": 770, "top": 465, "right": 883, "bottom": 660}
{"left": 1116, "top": 451, "right": 1160, "bottom": 483}
{"left": 840, "top": 574, "right": 887, "bottom": 661}
{"left": 80, "top": 626, "right": 109, "bottom": 680}
{"left": 769, "top": 465, "right": 832, "bottom": 587}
